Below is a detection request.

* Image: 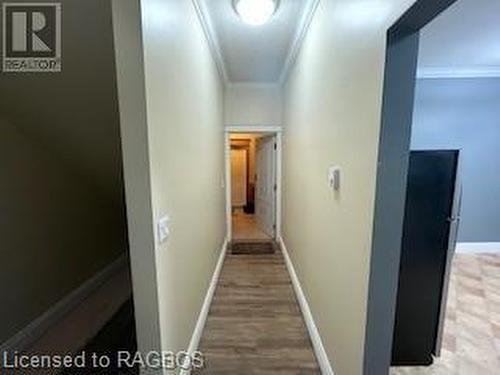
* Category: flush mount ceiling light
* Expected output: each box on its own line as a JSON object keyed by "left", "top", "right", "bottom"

{"left": 233, "top": 0, "right": 279, "bottom": 26}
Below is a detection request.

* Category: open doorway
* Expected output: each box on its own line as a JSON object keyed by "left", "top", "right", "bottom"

{"left": 366, "top": 0, "right": 500, "bottom": 374}
{"left": 391, "top": 0, "right": 500, "bottom": 372}
{"left": 226, "top": 129, "right": 281, "bottom": 244}
{"left": 229, "top": 132, "right": 277, "bottom": 241}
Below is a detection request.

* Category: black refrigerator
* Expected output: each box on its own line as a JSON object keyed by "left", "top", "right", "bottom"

{"left": 392, "top": 150, "right": 461, "bottom": 366}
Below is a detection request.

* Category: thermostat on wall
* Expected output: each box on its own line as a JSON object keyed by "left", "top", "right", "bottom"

{"left": 328, "top": 166, "right": 341, "bottom": 191}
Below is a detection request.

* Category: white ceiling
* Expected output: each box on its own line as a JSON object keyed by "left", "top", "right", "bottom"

{"left": 418, "top": 0, "right": 500, "bottom": 77}
{"left": 199, "top": 0, "right": 315, "bottom": 83}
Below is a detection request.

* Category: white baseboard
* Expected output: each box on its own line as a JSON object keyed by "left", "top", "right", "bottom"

{"left": 0, "top": 255, "right": 127, "bottom": 353}
{"left": 181, "top": 238, "right": 228, "bottom": 375}
{"left": 278, "top": 236, "right": 334, "bottom": 375}
{"left": 456, "top": 242, "right": 500, "bottom": 254}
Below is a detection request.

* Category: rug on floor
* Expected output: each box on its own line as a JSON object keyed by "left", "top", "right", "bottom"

{"left": 231, "top": 240, "right": 276, "bottom": 255}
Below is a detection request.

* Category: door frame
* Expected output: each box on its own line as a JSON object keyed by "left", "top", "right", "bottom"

{"left": 363, "top": 1, "right": 460, "bottom": 374}
{"left": 225, "top": 125, "right": 282, "bottom": 242}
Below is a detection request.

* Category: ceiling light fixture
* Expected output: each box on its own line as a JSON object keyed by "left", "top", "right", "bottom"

{"left": 233, "top": 0, "right": 278, "bottom": 26}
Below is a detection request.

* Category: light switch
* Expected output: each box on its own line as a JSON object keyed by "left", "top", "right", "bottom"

{"left": 328, "top": 166, "right": 341, "bottom": 191}
{"left": 158, "top": 215, "right": 170, "bottom": 244}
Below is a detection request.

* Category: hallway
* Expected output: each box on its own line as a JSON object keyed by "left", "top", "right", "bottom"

{"left": 197, "top": 249, "right": 320, "bottom": 374}
{"left": 5, "top": 1, "right": 500, "bottom": 375}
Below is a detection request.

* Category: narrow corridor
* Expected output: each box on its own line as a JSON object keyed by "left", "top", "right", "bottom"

{"left": 197, "top": 249, "right": 320, "bottom": 374}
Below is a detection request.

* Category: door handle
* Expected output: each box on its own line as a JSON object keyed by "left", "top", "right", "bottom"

{"left": 447, "top": 216, "right": 460, "bottom": 223}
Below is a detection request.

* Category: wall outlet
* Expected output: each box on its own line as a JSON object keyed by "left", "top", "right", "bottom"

{"left": 158, "top": 215, "right": 170, "bottom": 244}
{"left": 328, "top": 166, "right": 341, "bottom": 191}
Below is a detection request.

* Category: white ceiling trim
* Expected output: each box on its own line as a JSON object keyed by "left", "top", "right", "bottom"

{"left": 193, "top": 0, "right": 320, "bottom": 85}
{"left": 225, "top": 125, "right": 283, "bottom": 133}
{"left": 192, "top": 0, "right": 229, "bottom": 83}
{"left": 417, "top": 66, "right": 500, "bottom": 79}
{"left": 279, "top": 0, "right": 320, "bottom": 86}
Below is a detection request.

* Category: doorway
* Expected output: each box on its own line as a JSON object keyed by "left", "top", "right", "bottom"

{"left": 225, "top": 128, "right": 281, "bottom": 243}
{"left": 364, "top": 0, "right": 461, "bottom": 374}
{"left": 365, "top": 0, "right": 500, "bottom": 374}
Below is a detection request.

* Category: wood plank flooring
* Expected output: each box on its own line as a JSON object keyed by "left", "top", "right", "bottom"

{"left": 391, "top": 253, "right": 500, "bottom": 375}
{"left": 232, "top": 211, "right": 271, "bottom": 241}
{"left": 197, "top": 250, "right": 320, "bottom": 374}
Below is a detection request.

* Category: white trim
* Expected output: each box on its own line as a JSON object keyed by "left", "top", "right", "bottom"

{"left": 417, "top": 67, "right": 500, "bottom": 79}
{"left": 0, "top": 255, "right": 127, "bottom": 353}
{"left": 191, "top": 0, "right": 229, "bottom": 83}
{"left": 225, "top": 125, "right": 283, "bottom": 133}
{"left": 225, "top": 134, "right": 233, "bottom": 241}
{"left": 278, "top": 236, "right": 334, "bottom": 375}
{"left": 275, "top": 133, "right": 283, "bottom": 237}
{"left": 226, "top": 82, "right": 281, "bottom": 88}
{"left": 279, "top": 0, "right": 320, "bottom": 86}
{"left": 456, "top": 242, "right": 500, "bottom": 254}
{"left": 192, "top": 0, "right": 320, "bottom": 86}
{"left": 225, "top": 127, "right": 282, "bottom": 242}
{"left": 181, "top": 239, "right": 228, "bottom": 375}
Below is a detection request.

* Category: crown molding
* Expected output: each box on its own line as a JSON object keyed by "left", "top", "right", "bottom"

{"left": 192, "top": 0, "right": 229, "bottom": 83}
{"left": 417, "top": 66, "right": 500, "bottom": 79}
{"left": 225, "top": 124, "right": 283, "bottom": 133}
{"left": 279, "top": 0, "right": 320, "bottom": 86}
{"left": 226, "top": 81, "right": 281, "bottom": 88}
{"left": 192, "top": 0, "right": 320, "bottom": 86}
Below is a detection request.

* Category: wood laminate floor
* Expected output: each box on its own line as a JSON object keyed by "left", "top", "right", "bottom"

{"left": 232, "top": 211, "right": 271, "bottom": 241}
{"left": 197, "top": 250, "right": 320, "bottom": 374}
{"left": 391, "top": 253, "right": 500, "bottom": 375}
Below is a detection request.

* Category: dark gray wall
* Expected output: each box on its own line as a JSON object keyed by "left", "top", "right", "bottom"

{"left": 0, "top": 119, "right": 127, "bottom": 344}
{"left": 364, "top": 31, "right": 420, "bottom": 375}
{"left": 0, "top": 0, "right": 128, "bottom": 345}
{"left": 411, "top": 78, "right": 500, "bottom": 242}
{"left": 0, "top": 0, "right": 125, "bottom": 204}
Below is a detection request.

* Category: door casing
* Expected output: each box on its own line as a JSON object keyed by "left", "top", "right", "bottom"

{"left": 255, "top": 135, "right": 277, "bottom": 238}
{"left": 364, "top": 1, "right": 460, "bottom": 374}
{"left": 225, "top": 125, "right": 282, "bottom": 242}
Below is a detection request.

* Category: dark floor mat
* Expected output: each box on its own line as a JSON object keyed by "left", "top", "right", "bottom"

{"left": 60, "top": 298, "right": 138, "bottom": 375}
{"left": 231, "top": 240, "right": 276, "bottom": 255}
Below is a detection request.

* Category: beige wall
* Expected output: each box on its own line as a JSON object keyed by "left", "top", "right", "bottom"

{"left": 0, "top": 119, "right": 126, "bottom": 344}
{"left": 225, "top": 83, "right": 282, "bottom": 125}
{"left": 281, "top": 0, "right": 416, "bottom": 374}
{"left": 113, "top": 0, "right": 226, "bottom": 359}
{"left": 112, "top": 0, "right": 163, "bottom": 358}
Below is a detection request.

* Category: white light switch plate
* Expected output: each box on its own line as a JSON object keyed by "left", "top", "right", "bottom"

{"left": 158, "top": 215, "right": 170, "bottom": 244}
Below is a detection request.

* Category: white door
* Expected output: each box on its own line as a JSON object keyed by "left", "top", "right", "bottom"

{"left": 231, "top": 148, "right": 247, "bottom": 208}
{"left": 255, "top": 136, "right": 276, "bottom": 238}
